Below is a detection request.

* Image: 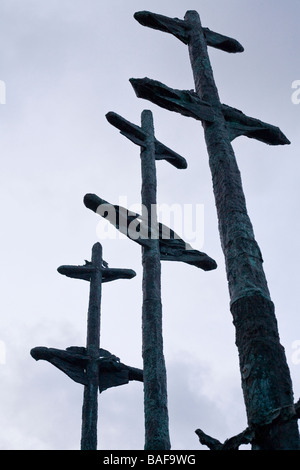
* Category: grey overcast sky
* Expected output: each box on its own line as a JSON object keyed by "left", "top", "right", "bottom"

{"left": 0, "top": 0, "right": 299, "bottom": 450}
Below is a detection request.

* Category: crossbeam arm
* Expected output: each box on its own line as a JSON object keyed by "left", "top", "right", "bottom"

{"left": 222, "top": 104, "right": 291, "bottom": 146}
{"left": 130, "top": 77, "right": 290, "bottom": 146}
{"left": 30, "top": 346, "right": 143, "bottom": 393}
{"left": 57, "top": 263, "right": 136, "bottom": 283}
{"left": 84, "top": 193, "right": 217, "bottom": 271}
{"left": 195, "top": 427, "right": 254, "bottom": 450}
{"left": 134, "top": 11, "right": 244, "bottom": 53}
{"left": 106, "top": 111, "right": 187, "bottom": 169}
{"left": 130, "top": 77, "right": 214, "bottom": 123}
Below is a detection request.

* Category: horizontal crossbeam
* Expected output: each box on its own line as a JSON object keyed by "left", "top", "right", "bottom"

{"left": 130, "top": 77, "right": 290, "bottom": 146}
{"left": 57, "top": 262, "right": 136, "bottom": 283}
{"left": 106, "top": 111, "right": 187, "bottom": 169}
{"left": 134, "top": 10, "right": 244, "bottom": 53}
{"left": 30, "top": 346, "right": 143, "bottom": 393}
{"left": 222, "top": 104, "right": 291, "bottom": 146}
{"left": 130, "top": 77, "right": 215, "bottom": 122}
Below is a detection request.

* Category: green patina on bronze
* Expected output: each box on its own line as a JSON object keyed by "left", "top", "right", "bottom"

{"left": 133, "top": 9, "right": 300, "bottom": 450}
{"left": 85, "top": 109, "right": 216, "bottom": 450}
{"left": 31, "top": 242, "right": 141, "bottom": 450}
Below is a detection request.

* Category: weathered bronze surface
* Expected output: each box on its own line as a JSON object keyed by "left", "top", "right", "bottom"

{"left": 31, "top": 243, "right": 140, "bottom": 450}
{"left": 133, "top": 9, "right": 300, "bottom": 450}
{"left": 84, "top": 194, "right": 217, "bottom": 271}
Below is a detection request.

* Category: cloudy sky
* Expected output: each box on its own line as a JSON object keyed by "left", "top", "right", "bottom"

{"left": 0, "top": 0, "right": 299, "bottom": 450}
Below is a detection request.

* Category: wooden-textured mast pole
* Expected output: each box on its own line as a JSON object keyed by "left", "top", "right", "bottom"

{"left": 140, "top": 110, "right": 171, "bottom": 450}
{"left": 184, "top": 10, "right": 300, "bottom": 449}
{"left": 184, "top": 10, "right": 270, "bottom": 305}
{"left": 31, "top": 241, "right": 141, "bottom": 450}
{"left": 81, "top": 242, "right": 102, "bottom": 450}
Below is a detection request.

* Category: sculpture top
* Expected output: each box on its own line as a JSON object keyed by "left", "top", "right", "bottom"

{"left": 134, "top": 11, "right": 244, "bottom": 53}
{"left": 57, "top": 242, "right": 136, "bottom": 283}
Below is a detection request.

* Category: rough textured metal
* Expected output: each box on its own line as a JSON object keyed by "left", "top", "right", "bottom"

{"left": 134, "top": 10, "right": 244, "bottom": 53}
{"left": 31, "top": 243, "right": 140, "bottom": 450}
{"left": 184, "top": 10, "right": 299, "bottom": 450}
{"left": 130, "top": 78, "right": 215, "bottom": 122}
{"left": 30, "top": 346, "right": 143, "bottom": 392}
{"left": 106, "top": 111, "right": 187, "bottom": 169}
{"left": 222, "top": 104, "right": 291, "bottom": 145}
{"left": 130, "top": 78, "right": 290, "bottom": 146}
{"left": 134, "top": 11, "right": 189, "bottom": 45}
{"left": 104, "top": 108, "right": 218, "bottom": 449}
{"left": 134, "top": 8, "right": 300, "bottom": 450}
{"left": 195, "top": 427, "right": 254, "bottom": 450}
{"left": 140, "top": 110, "right": 170, "bottom": 450}
{"left": 57, "top": 262, "right": 136, "bottom": 283}
{"left": 84, "top": 193, "right": 217, "bottom": 271}
{"left": 79, "top": 243, "right": 102, "bottom": 450}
